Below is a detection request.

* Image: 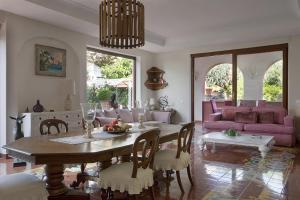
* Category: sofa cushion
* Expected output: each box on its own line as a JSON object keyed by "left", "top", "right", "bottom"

{"left": 258, "top": 111, "right": 274, "bottom": 124}
{"left": 244, "top": 123, "right": 294, "bottom": 135}
{"left": 104, "top": 109, "right": 118, "bottom": 118}
{"left": 118, "top": 109, "right": 134, "bottom": 123}
{"left": 203, "top": 121, "right": 244, "bottom": 131}
{"left": 235, "top": 112, "right": 257, "bottom": 124}
{"left": 96, "top": 109, "right": 104, "bottom": 117}
{"left": 252, "top": 107, "right": 286, "bottom": 124}
{"left": 221, "top": 107, "right": 251, "bottom": 121}
{"left": 221, "top": 108, "right": 235, "bottom": 121}
{"left": 239, "top": 100, "right": 256, "bottom": 107}
{"left": 132, "top": 108, "right": 152, "bottom": 122}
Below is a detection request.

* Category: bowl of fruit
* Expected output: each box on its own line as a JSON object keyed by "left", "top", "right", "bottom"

{"left": 103, "top": 119, "right": 132, "bottom": 134}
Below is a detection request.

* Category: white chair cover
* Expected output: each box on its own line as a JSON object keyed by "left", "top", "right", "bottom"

{"left": 153, "top": 149, "right": 191, "bottom": 171}
{"left": 0, "top": 173, "right": 48, "bottom": 200}
{"left": 98, "top": 162, "right": 153, "bottom": 195}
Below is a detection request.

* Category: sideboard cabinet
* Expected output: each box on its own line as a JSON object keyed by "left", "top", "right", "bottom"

{"left": 22, "top": 110, "right": 82, "bottom": 137}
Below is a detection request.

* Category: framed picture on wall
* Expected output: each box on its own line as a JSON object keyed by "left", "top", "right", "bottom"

{"left": 35, "top": 44, "right": 66, "bottom": 77}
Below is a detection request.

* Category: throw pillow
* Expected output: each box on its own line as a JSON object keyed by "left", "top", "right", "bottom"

{"left": 258, "top": 111, "right": 274, "bottom": 124}
{"left": 118, "top": 109, "right": 134, "bottom": 123}
{"left": 235, "top": 112, "right": 257, "bottom": 124}
{"left": 104, "top": 109, "right": 118, "bottom": 118}
{"left": 221, "top": 108, "right": 235, "bottom": 121}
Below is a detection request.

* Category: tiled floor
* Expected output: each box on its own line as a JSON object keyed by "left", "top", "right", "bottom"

{"left": 1, "top": 126, "right": 300, "bottom": 200}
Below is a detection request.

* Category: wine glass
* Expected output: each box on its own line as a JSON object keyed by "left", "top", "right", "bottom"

{"left": 80, "top": 103, "right": 97, "bottom": 138}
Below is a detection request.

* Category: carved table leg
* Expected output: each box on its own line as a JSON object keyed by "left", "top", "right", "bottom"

{"left": 45, "top": 164, "right": 68, "bottom": 196}
{"left": 45, "top": 164, "right": 89, "bottom": 200}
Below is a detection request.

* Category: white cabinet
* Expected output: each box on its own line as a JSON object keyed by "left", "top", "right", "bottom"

{"left": 23, "top": 110, "right": 82, "bottom": 137}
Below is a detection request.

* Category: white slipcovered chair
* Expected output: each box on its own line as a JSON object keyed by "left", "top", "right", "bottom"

{"left": 98, "top": 129, "right": 160, "bottom": 199}
{"left": 153, "top": 122, "right": 195, "bottom": 193}
{"left": 0, "top": 173, "right": 48, "bottom": 200}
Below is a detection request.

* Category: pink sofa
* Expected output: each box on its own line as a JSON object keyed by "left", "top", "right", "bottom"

{"left": 96, "top": 108, "right": 173, "bottom": 126}
{"left": 203, "top": 106, "right": 295, "bottom": 147}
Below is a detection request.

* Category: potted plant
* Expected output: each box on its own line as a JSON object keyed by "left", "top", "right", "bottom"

{"left": 97, "top": 87, "right": 113, "bottom": 110}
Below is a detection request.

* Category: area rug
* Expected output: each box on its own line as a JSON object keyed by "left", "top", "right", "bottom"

{"left": 201, "top": 147, "right": 296, "bottom": 200}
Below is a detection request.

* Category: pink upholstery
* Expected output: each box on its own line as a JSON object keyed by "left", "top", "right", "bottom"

{"left": 221, "top": 108, "right": 235, "bottom": 120}
{"left": 96, "top": 110, "right": 104, "bottom": 117}
{"left": 204, "top": 106, "right": 295, "bottom": 147}
{"left": 252, "top": 107, "right": 286, "bottom": 124}
{"left": 224, "top": 101, "right": 233, "bottom": 106}
{"left": 104, "top": 110, "right": 118, "bottom": 118}
{"left": 96, "top": 117, "right": 116, "bottom": 126}
{"left": 244, "top": 124, "right": 294, "bottom": 135}
{"left": 131, "top": 108, "right": 144, "bottom": 122}
{"left": 235, "top": 112, "right": 257, "bottom": 124}
{"left": 203, "top": 121, "right": 244, "bottom": 131}
{"left": 240, "top": 100, "right": 256, "bottom": 107}
{"left": 209, "top": 113, "right": 222, "bottom": 121}
{"left": 257, "top": 100, "right": 267, "bottom": 107}
{"left": 210, "top": 99, "right": 218, "bottom": 113}
{"left": 117, "top": 109, "right": 134, "bottom": 123}
{"left": 151, "top": 111, "right": 171, "bottom": 123}
{"left": 284, "top": 115, "right": 294, "bottom": 127}
{"left": 258, "top": 111, "right": 274, "bottom": 124}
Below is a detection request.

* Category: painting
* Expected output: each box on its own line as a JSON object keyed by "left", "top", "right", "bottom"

{"left": 35, "top": 44, "right": 66, "bottom": 77}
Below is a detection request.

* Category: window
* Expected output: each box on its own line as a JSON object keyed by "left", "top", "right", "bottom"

{"left": 263, "top": 60, "right": 283, "bottom": 102}
{"left": 86, "top": 48, "right": 136, "bottom": 109}
{"left": 205, "top": 63, "right": 243, "bottom": 100}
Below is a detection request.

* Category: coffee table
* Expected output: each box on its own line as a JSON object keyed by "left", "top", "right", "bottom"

{"left": 200, "top": 132, "right": 275, "bottom": 158}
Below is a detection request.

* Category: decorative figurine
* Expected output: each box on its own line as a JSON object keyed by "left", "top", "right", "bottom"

{"left": 33, "top": 100, "right": 44, "bottom": 112}
{"left": 159, "top": 96, "right": 169, "bottom": 111}
{"left": 9, "top": 114, "right": 26, "bottom": 167}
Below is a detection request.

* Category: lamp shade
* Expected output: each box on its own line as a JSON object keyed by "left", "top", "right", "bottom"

{"left": 99, "top": 0, "right": 145, "bottom": 49}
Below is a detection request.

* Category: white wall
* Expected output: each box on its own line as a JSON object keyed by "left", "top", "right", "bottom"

{"left": 0, "top": 11, "right": 155, "bottom": 151}
{"left": 153, "top": 38, "right": 300, "bottom": 126}
{"left": 0, "top": 17, "right": 6, "bottom": 152}
{"left": 237, "top": 51, "right": 282, "bottom": 100}
{"left": 194, "top": 55, "right": 232, "bottom": 121}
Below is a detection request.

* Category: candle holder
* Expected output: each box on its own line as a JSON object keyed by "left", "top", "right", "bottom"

{"left": 80, "top": 103, "right": 97, "bottom": 138}
{"left": 138, "top": 113, "right": 145, "bottom": 129}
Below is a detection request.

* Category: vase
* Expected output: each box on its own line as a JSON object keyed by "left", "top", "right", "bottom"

{"left": 33, "top": 100, "right": 44, "bottom": 112}
{"left": 64, "top": 94, "right": 72, "bottom": 111}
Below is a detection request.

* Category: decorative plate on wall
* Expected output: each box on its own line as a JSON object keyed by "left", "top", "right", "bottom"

{"left": 144, "top": 67, "right": 168, "bottom": 90}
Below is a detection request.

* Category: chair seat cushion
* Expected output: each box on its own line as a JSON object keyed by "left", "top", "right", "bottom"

{"left": 98, "top": 162, "right": 153, "bottom": 195}
{"left": 0, "top": 173, "right": 48, "bottom": 200}
{"left": 244, "top": 124, "right": 294, "bottom": 135}
{"left": 153, "top": 149, "right": 191, "bottom": 171}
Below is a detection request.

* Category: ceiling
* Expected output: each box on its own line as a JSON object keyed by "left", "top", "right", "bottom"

{"left": 1, "top": 0, "right": 300, "bottom": 52}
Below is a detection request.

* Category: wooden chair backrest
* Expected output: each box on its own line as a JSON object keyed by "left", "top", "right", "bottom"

{"left": 40, "top": 119, "right": 68, "bottom": 135}
{"left": 176, "top": 122, "right": 195, "bottom": 159}
{"left": 131, "top": 129, "right": 160, "bottom": 178}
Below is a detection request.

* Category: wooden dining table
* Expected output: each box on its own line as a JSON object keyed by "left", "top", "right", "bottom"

{"left": 3, "top": 123, "right": 182, "bottom": 200}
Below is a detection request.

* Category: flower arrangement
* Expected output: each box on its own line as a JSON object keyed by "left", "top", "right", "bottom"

{"left": 224, "top": 129, "right": 240, "bottom": 137}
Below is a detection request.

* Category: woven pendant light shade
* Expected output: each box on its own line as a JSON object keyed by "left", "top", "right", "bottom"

{"left": 99, "top": 0, "right": 145, "bottom": 49}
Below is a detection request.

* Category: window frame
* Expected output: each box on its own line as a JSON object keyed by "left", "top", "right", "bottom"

{"left": 191, "top": 43, "right": 288, "bottom": 121}
{"left": 86, "top": 47, "right": 137, "bottom": 106}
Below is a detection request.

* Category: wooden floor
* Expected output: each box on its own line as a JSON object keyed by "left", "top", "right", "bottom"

{"left": 1, "top": 126, "right": 300, "bottom": 200}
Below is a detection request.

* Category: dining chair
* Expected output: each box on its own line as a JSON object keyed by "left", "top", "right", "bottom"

{"left": 98, "top": 129, "right": 160, "bottom": 200}
{"left": 0, "top": 173, "right": 49, "bottom": 200}
{"left": 153, "top": 122, "right": 195, "bottom": 193}
{"left": 210, "top": 99, "right": 218, "bottom": 113}
{"left": 39, "top": 119, "right": 68, "bottom": 135}
{"left": 81, "top": 118, "right": 101, "bottom": 130}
